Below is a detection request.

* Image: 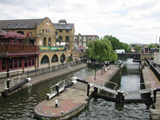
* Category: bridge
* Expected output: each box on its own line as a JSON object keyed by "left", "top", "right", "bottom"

{"left": 117, "top": 52, "right": 140, "bottom": 60}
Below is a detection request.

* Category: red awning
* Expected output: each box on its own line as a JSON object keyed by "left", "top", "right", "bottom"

{"left": 0, "top": 31, "right": 26, "bottom": 38}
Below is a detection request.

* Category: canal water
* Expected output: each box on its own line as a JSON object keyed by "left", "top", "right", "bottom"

{"left": 0, "top": 58, "right": 150, "bottom": 119}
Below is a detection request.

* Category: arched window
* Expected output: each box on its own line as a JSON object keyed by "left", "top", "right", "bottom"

{"left": 60, "top": 54, "right": 65, "bottom": 63}
{"left": 51, "top": 54, "right": 58, "bottom": 63}
{"left": 41, "top": 55, "right": 49, "bottom": 64}
{"left": 17, "top": 31, "right": 24, "bottom": 35}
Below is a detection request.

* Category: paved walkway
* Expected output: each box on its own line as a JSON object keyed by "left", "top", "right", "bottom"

{"left": 86, "top": 65, "right": 120, "bottom": 86}
{"left": 34, "top": 65, "right": 120, "bottom": 119}
{"left": 142, "top": 66, "right": 160, "bottom": 120}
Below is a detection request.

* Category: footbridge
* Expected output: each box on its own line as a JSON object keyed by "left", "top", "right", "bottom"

{"left": 118, "top": 52, "right": 140, "bottom": 60}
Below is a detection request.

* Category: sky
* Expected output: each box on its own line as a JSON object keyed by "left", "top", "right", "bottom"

{"left": 0, "top": 0, "right": 160, "bottom": 44}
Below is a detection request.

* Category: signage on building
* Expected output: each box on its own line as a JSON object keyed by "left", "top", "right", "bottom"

{"left": 39, "top": 46, "right": 65, "bottom": 51}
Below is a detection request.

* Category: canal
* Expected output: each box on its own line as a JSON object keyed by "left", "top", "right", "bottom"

{"left": 0, "top": 58, "right": 150, "bottom": 119}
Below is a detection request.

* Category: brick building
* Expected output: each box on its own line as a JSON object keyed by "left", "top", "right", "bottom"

{"left": 74, "top": 34, "right": 99, "bottom": 50}
{"left": 54, "top": 19, "right": 75, "bottom": 50}
{"left": 0, "top": 17, "right": 70, "bottom": 73}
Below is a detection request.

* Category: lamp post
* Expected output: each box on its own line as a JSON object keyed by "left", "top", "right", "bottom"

{"left": 94, "top": 61, "right": 98, "bottom": 80}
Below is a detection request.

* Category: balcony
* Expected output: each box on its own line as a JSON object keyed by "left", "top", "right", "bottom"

{"left": 0, "top": 43, "right": 39, "bottom": 55}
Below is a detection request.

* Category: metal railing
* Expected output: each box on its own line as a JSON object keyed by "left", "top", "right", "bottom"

{"left": 91, "top": 77, "right": 118, "bottom": 90}
{"left": 25, "top": 60, "right": 81, "bottom": 78}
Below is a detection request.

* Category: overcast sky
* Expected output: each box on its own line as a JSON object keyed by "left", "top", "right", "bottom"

{"left": 0, "top": 0, "right": 160, "bottom": 44}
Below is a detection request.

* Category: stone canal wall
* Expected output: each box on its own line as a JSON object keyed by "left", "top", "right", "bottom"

{"left": 0, "top": 61, "right": 87, "bottom": 97}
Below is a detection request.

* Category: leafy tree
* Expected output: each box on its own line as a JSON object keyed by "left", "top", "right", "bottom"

{"left": 148, "top": 43, "right": 159, "bottom": 48}
{"left": 134, "top": 46, "right": 141, "bottom": 53}
{"left": 104, "top": 35, "right": 130, "bottom": 52}
{"left": 86, "top": 38, "right": 117, "bottom": 62}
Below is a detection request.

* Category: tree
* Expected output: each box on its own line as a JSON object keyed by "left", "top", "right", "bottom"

{"left": 148, "top": 43, "right": 159, "bottom": 48}
{"left": 86, "top": 38, "right": 117, "bottom": 62}
{"left": 104, "top": 35, "right": 130, "bottom": 52}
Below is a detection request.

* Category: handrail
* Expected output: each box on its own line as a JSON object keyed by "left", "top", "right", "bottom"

{"left": 91, "top": 77, "right": 118, "bottom": 90}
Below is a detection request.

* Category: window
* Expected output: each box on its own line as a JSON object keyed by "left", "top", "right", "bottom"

{"left": 25, "top": 58, "right": 28, "bottom": 67}
{"left": 59, "top": 36, "right": 62, "bottom": 41}
{"left": 29, "top": 58, "right": 31, "bottom": 66}
{"left": 66, "top": 36, "right": 69, "bottom": 42}
{"left": 75, "top": 38, "right": 77, "bottom": 42}
{"left": 41, "top": 55, "right": 49, "bottom": 64}
{"left": 59, "top": 29, "right": 62, "bottom": 32}
{"left": 48, "top": 38, "right": 51, "bottom": 46}
{"left": 65, "top": 30, "right": 69, "bottom": 33}
{"left": 17, "top": 31, "right": 24, "bottom": 35}
{"left": 43, "top": 37, "right": 46, "bottom": 46}
{"left": 14, "top": 58, "right": 17, "bottom": 68}
{"left": 32, "top": 58, "right": 35, "bottom": 65}
{"left": 9, "top": 59, "right": 13, "bottom": 69}
{"left": 52, "top": 55, "right": 58, "bottom": 63}
{"left": 19, "top": 58, "right": 22, "bottom": 67}
{"left": 83, "top": 37, "right": 86, "bottom": 42}
{"left": 1, "top": 59, "right": 6, "bottom": 70}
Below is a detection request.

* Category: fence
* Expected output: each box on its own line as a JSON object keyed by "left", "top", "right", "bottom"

{"left": 25, "top": 60, "right": 81, "bottom": 78}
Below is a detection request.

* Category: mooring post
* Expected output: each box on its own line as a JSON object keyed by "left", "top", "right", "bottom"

{"left": 87, "top": 83, "right": 90, "bottom": 96}
{"left": 116, "top": 90, "right": 121, "bottom": 103}
{"left": 6, "top": 79, "right": 10, "bottom": 89}
{"left": 94, "top": 87, "right": 98, "bottom": 94}
{"left": 55, "top": 99, "right": 58, "bottom": 108}
{"left": 46, "top": 94, "right": 50, "bottom": 101}
{"left": 121, "top": 91, "right": 124, "bottom": 103}
{"left": 153, "top": 89, "right": 157, "bottom": 103}
{"left": 56, "top": 84, "right": 59, "bottom": 96}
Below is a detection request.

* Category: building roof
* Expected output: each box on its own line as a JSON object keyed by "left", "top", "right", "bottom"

{"left": 53, "top": 20, "right": 74, "bottom": 30}
{"left": 75, "top": 34, "right": 99, "bottom": 38}
{"left": 54, "top": 23, "right": 74, "bottom": 30}
{"left": 0, "top": 18, "right": 44, "bottom": 29}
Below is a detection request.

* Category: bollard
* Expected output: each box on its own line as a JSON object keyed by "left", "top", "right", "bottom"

{"left": 87, "top": 83, "right": 90, "bottom": 96}
{"left": 94, "top": 87, "right": 98, "bottom": 94}
{"left": 153, "top": 89, "right": 157, "bottom": 103}
{"left": 56, "top": 84, "right": 59, "bottom": 96}
{"left": 121, "top": 91, "right": 124, "bottom": 103}
{"left": 116, "top": 90, "right": 121, "bottom": 103}
{"left": 55, "top": 99, "right": 58, "bottom": 108}
{"left": 6, "top": 79, "right": 10, "bottom": 89}
{"left": 46, "top": 94, "right": 50, "bottom": 101}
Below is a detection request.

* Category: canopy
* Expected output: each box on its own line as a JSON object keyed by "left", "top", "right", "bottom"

{"left": 0, "top": 31, "right": 26, "bottom": 38}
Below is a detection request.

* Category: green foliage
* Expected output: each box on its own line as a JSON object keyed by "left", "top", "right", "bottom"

{"left": 104, "top": 35, "right": 130, "bottom": 52}
{"left": 86, "top": 38, "right": 117, "bottom": 62}
{"left": 148, "top": 43, "right": 159, "bottom": 48}
{"left": 134, "top": 45, "right": 141, "bottom": 53}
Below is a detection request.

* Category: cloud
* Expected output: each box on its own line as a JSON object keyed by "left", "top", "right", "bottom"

{"left": 0, "top": 0, "right": 160, "bottom": 44}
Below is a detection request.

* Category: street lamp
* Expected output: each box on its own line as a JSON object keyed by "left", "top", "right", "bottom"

{"left": 94, "top": 61, "right": 98, "bottom": 80}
